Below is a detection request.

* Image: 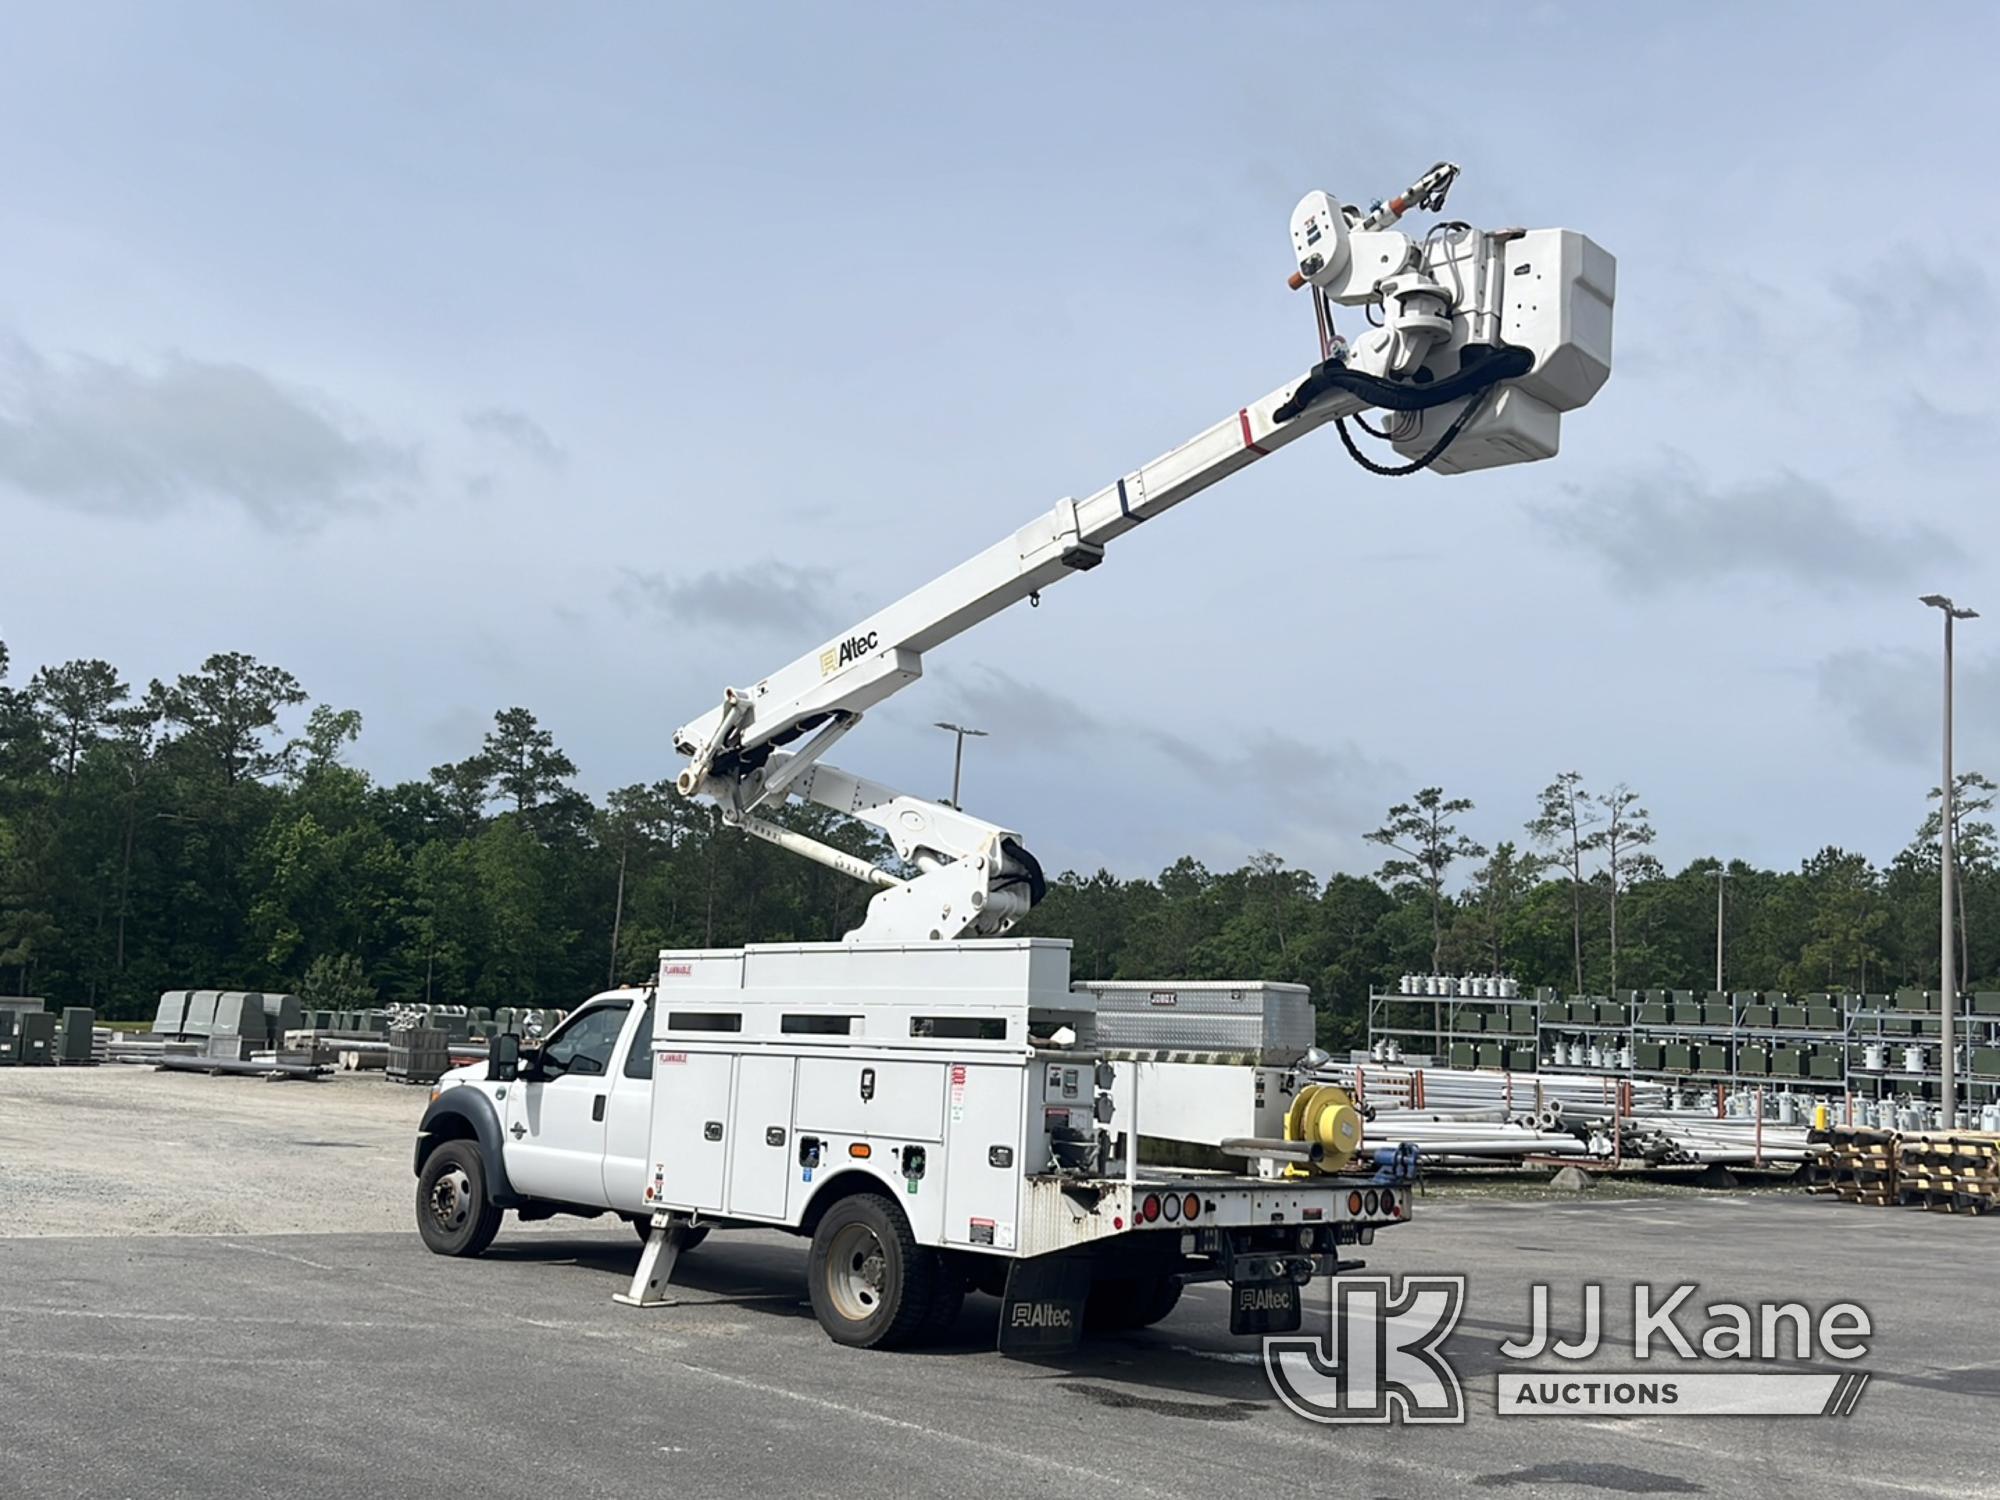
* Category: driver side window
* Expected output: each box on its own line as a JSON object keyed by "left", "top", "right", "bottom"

{"left": 539, "top": 1002, "right": 631, "bottom": 1079}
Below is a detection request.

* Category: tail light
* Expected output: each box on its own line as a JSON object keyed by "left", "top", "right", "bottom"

{"left": 1183, "top": 1193, "right": 1201, "bottom": 1221}
{"left": 1162, "top": 1193, "right": 1180, "bottom": 1221}
{"left": 1364, "top": 1190, "right": 1379, "bottom": 1216}
{"left": 1348, "top": 1191, "right": 1364, "bottom": 1215}
{"left": 1141, "top": 1192, "right": 1161, "bottom": 1222}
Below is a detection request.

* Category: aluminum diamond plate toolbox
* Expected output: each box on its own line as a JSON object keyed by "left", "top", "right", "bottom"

{"left": 1071, "top": 980, "right": 1315, "bottom": 1065}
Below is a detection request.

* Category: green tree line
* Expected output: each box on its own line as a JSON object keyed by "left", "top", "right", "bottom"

{"left": 1, "top": 644, "right": 1991, "bottom": 1048}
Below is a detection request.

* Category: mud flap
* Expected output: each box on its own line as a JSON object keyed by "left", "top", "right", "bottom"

{"left": 997, "top": 1254, "right": 1092, "bottom": 1356}
{"left": 1229, "top": 1279, "right": 1303, "bottom": 1336}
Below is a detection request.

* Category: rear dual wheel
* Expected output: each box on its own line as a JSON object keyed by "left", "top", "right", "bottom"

{"left": 1084, "top": 1274, "right": 1183, "bottom": 1331}
{"left": 807, "top": 1193, "right": 945, "bottom": 1349}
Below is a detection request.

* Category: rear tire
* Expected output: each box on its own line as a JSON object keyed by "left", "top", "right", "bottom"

{"left": 1085, "top": 1274, "right": 1183, "bottom": 1331}
{"left": 806, "top": 1194, "right": 936, "bottom": 1349}
{"left": 416, "top": 1141, "right": 503, "bottom": 1258}
{"left": 921, "top": 1266, "right": 967, "bottom": 1342}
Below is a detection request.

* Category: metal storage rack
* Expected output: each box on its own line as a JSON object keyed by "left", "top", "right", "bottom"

{"left": 1367, "top": 985, "right": 2000, "bottom": 1101}
{"left": 1365, "top": 988, "right": 1544, "bottom": 1072}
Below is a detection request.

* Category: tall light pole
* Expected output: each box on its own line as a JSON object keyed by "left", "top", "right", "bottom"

{"left": 933, "top": 721, "right": 988, "bottom": 810}
{"left": 1921, "top": 593, "right": 1977, "bottom": 1123}
{"left": 1712, "top": 866, "right": 1729, "bottom": 994}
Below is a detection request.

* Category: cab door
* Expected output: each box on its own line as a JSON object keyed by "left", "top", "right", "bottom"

{"left": 503, "top": 999, "right": 633, "bottom": 1206}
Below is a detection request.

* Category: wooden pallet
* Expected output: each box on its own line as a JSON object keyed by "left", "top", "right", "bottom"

{"left": 1834, "top": 1186, "right": 1899, "bottom": 1206}
{"left": 1898, "top": 1189, "right": 1995, "bottom": 1215}
{"left": 1811, "top": 1126, "right": 1904, "bottom": 1206}
{"left": 1895, "top": 1133, "right": 2000, "bottom": 1214}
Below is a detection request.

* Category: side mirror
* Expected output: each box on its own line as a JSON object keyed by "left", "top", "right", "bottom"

{"left": 487, "top": 1033, "right": 521, "bottom": 1083}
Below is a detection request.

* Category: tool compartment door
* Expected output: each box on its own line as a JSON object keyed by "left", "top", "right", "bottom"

{"left": 649, "top": 1050, "right": 735, "bottom": 1212}
{"left": 794, "top": 1057, "right": 945, "bottom": 1141}
{"left": 726, "top": 1054, "right": 797, "bottom": 1220}
{"left": 942, "top": 1062, "right": 1026, "bottom": 1250}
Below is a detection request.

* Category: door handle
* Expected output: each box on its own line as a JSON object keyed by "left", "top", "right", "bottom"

{"left": 510, "top": 1123, "right": 526, "bottom": 1139}
{"left": 592, "top": 1095, "right": 606, "bottom": 1122}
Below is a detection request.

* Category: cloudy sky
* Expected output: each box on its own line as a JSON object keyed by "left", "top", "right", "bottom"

{"left": 4, "top": 3, "right": 1995, "bottom": 885}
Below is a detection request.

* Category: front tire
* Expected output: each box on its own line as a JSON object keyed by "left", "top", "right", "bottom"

{"left": 416, "top": 1141, "right": 503, "bottom": 1257}
{"left": 806, "top": 1194, "right": 936, "bottom": 1349}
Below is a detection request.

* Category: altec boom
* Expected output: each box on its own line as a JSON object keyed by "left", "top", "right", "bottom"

{"left": 673, "top": 162, "right": 1613, "bottom": 945}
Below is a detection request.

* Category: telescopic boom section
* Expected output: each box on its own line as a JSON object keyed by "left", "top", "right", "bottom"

{"left": 674, "top": 163, "right": 1615, "bottom": 945}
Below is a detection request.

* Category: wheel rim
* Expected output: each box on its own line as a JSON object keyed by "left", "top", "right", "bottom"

{"left": 825, "top": 1220, "right": 888, "bottom": 1323}
{"left": 429, "top": 1166, "right": 473, "bottom": 1233}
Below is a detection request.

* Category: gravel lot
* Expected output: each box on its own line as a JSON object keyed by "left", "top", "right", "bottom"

{"left": 3, "top": 1065, "right": 1996, "bottom": 1499}
{"left": 0, "top": 1065, "right": 430, "bottom": 1236}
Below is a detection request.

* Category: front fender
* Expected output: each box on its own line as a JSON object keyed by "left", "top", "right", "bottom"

{"left": 414, "top": 1088, "right": 522, "bottom": 1208}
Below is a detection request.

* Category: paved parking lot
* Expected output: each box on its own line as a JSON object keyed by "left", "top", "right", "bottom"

{"left": 2, "top": 1069, "right": 1995, "bottom": 1499}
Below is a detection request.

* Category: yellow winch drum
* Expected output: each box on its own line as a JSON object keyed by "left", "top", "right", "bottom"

{"left": 1282, "top": 1083, "right": 1364, "bottom": 1174}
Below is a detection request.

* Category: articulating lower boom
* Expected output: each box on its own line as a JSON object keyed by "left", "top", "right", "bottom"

{"left": 674, "top": 162, "right": 1615, "bottom": 944}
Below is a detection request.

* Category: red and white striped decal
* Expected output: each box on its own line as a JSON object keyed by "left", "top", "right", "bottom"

{"left": 1237, "top": 407, "right": 1268, "bottom": 457}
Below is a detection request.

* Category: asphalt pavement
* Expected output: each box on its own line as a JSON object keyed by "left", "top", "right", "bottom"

{"left": 3, "top": 1190, "right": 1994, "bottom": 1499}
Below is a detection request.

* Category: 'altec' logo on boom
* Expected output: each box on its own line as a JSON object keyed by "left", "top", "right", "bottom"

{"left": 819, "top": 631, "right": 879, "bottom": 676}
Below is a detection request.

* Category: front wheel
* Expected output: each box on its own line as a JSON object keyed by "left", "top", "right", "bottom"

{"left": 416, "top": 1141, "right": 503, "bottom": 1257}
{"left": 806, "top": 1194, "right": 937, "bottom": 1349}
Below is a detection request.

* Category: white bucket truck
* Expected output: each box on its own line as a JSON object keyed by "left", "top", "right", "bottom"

{"left": 411, "top": 158, "right": 1610, "bottom": 1350}
{"left": 415, "top": 940, "right": 1415, "bottom": 1350}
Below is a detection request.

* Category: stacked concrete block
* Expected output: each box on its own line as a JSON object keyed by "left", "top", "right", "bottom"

{"left": 182, "top": 991, "right": 221, "bottom": 1038}
{"left": 58, "top": 1008, "right": 95, "bottom": 1064}
{"left": 386, "top": 1027, "right": 450, "bottom": 1085}
{"left": 258, "top": 993, "right": 304, "bottom": 1040}
{"left": 17, "top": 1011, "right": 56, "bottom": 1065}
{"left": 154, "top": 990, "right": 192, "bottom": 1033}
{"left": 211, "top": 993, "right": 270, "bottom": 1045}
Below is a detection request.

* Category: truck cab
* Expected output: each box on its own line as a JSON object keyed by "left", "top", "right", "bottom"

{"left": 417, "top": 988, "right": 661, "bottom": 1250}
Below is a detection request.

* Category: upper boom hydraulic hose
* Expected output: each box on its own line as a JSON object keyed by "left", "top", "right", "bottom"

{"left": 1270, "top": 343, "right": 1531, "bottom": 423}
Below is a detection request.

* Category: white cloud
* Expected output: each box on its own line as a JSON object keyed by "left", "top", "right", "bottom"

{"left": 0, "top": 337, "right": 417, "bottom": 531}
{"left": 1534, "top": 458, "right": 1958, "bottom": 593}
{"left": 1818, "top": 646, "right": 2000, "bottom": 766}
{"left": 464, "top": 406, "right": 565, "bottom": 468}
{"left": 617, "top": 563, "right": 851, "bottom": 638}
